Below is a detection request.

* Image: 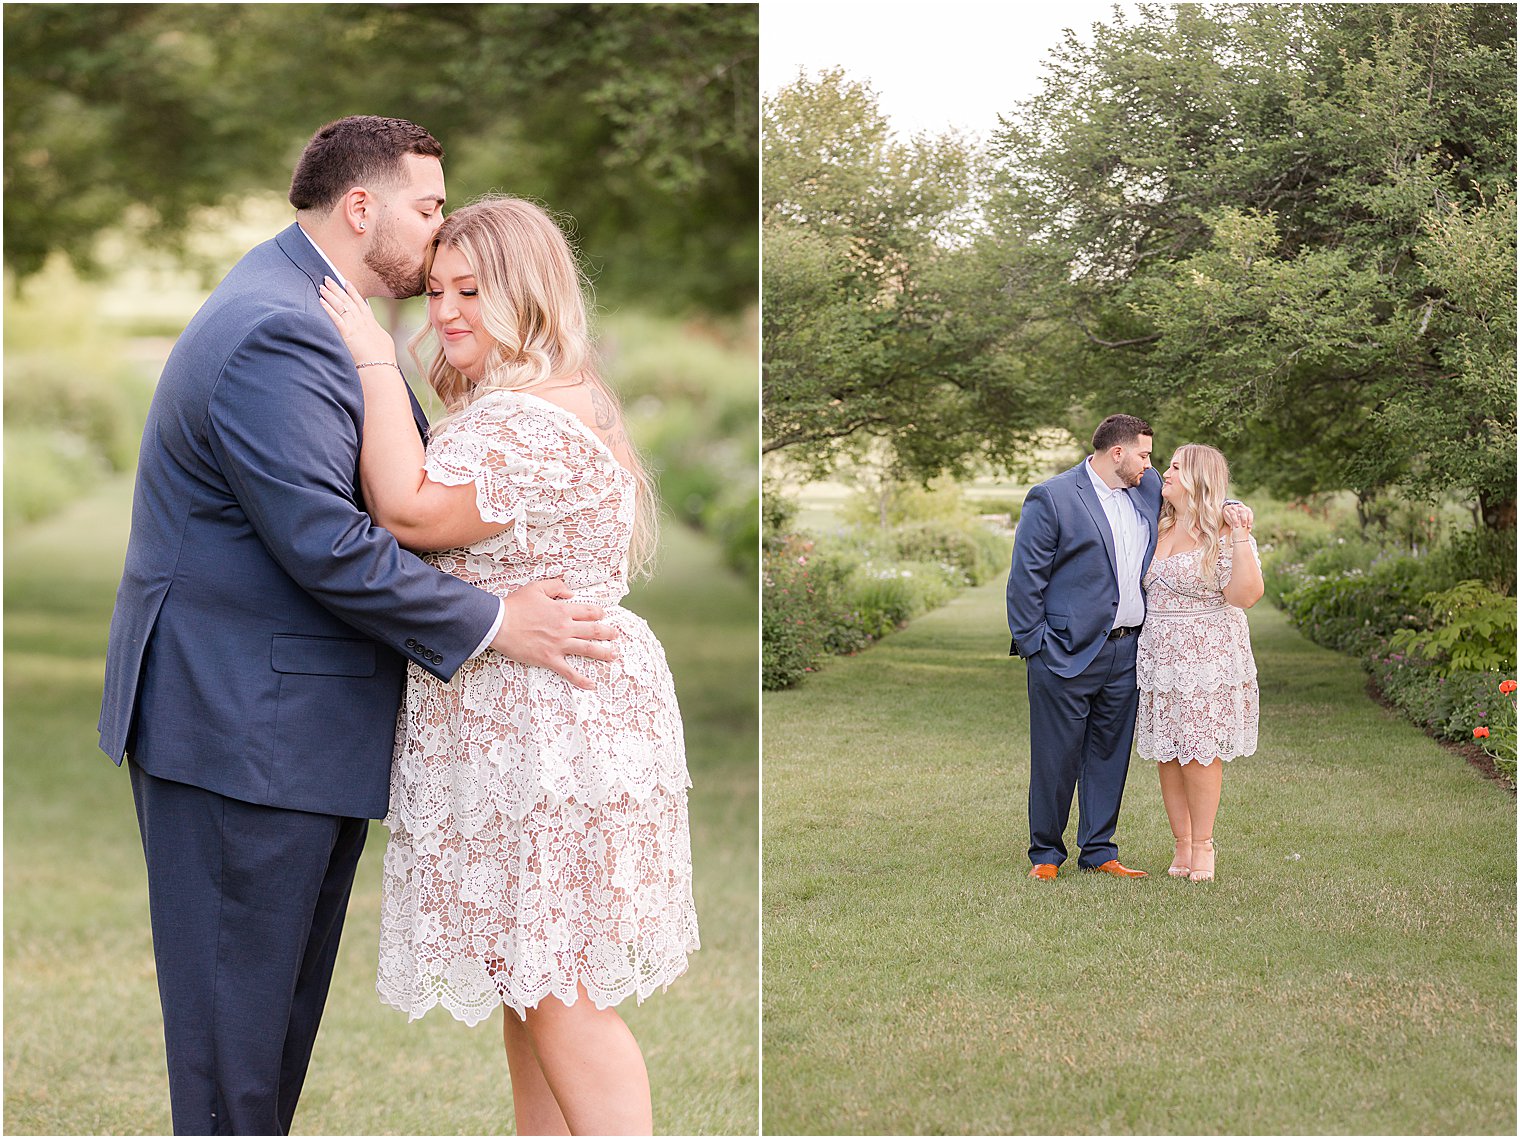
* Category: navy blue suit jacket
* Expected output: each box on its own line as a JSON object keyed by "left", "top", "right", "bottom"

{"left": 1006, "top": 461, "right": 1162, "bottom": 678}
{"left": 99, "top": 224, "right": 501, "bottom": 818}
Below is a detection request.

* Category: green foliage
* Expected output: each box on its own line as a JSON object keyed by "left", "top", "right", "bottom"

{"left": 1267, "top": 503, "right": 1516, "bottom": 772}
{"left": 2, "top": 268, "right": 156, "bottom": 531}
{"left": 762, "top": 70, "right": 1051, "bottom": 480}
{"left": 604, "top": 310, "right": 758, "bottom": 582}
{"left": 760, "top": 512, "right": 1004, "bottom": 689}
{"left": 838, "top": 474, "right": 970, "bottom": 529}
{"left": 846, "top": 562, "right": 956, "bottom": 639}
{"left": 1422, "top": 524, "right": 1519, "bottom": 595}
{"left": 760, "top": 479, "right": 798, "bottom": 536}
{"left": 1367, "top": 651, "right": 1517, "bottom": 776}
{"left": 3, "top": 3, "right": 758, "bottom": 313}
{"left": 890, "top": 520, "right": 1008, "bottom": 587}
{"left": 762, "top": 536, "right": 871, "bottom": 690}
{"left": 1278, "top": 557, "right": 1430, "bottom": 656}
{"left": 982, "top": 2, "right": 1516, "bottom": 526}
{"left": 1390, "top": 581, "right": 1519, "bottom": 674}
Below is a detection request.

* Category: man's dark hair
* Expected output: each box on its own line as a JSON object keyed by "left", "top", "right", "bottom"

{"left": 288, "top": 116, "right": 443, "bottom": 212}
{"left": 1091, "top": 414, "right": 1153, "bottom": 453}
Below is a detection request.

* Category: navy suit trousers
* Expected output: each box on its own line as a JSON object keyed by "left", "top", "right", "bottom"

{"left": 1025, "top": 633, "right": 1140, "bottom": 868}
{"left": 130, "top": 762, "right": 368, "bottom": 1135}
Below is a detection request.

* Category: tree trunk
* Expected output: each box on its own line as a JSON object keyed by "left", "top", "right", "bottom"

{"left": 1479, "top": 490, "right": 1516, "bottom": 531}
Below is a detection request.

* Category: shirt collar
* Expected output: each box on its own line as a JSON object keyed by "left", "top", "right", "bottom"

{"left": 1084, "top": 457, "right": 1127, "bottom": 501}
{"left": 296, "top": 223, "right": 348, "bottom": 288}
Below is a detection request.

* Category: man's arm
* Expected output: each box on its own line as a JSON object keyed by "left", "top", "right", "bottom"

{"left": 1006, "top": 484, "right": 1059, "bottom": 657}
{"left": 205, "top": 309, "right": 617, "bottom": 684}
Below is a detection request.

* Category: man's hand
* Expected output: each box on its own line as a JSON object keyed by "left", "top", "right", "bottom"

{"left": 491, "top": 579, "right": 618, "bottom": 690}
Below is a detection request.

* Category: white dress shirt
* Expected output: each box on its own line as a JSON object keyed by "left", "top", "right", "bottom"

{"left": 1084, "top": 458, "right": 1147, "bottom": 631}
{"left": 296, "top": 223, "right": 505, "bottom": 658}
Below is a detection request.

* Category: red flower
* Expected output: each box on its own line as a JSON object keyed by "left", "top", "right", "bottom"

{"left": 1474, "top": 726, "right": 1491, "bottom": 739}
{"left": 1501, "top": 680, "right": 1517, "bottom": 695}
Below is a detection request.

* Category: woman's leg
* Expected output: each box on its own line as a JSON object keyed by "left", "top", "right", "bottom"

{"left": 1180, "top": 759, "right": 1224, "bottom": 878}
{"left": 518, "top": 984, "right": 652, "bottom": 1135}
{"left": 503, "top": 1006, "right": 571, "bottom": 1136}
{"left": 1156, "top": 759, "right": 1192, "bottom": 874}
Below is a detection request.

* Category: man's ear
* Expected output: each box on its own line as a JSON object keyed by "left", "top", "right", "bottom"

{"left": 340, "top": 187, "right": 370, "bottom": 236}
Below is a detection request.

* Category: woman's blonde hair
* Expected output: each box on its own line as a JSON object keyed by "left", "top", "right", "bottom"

{"left": 1156, "top": 443, "right": 1231, "bottom": 589}
{"left": 410, "top": 196, "right": 658, "bottom": 576}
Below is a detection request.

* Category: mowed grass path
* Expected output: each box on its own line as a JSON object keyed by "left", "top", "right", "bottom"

{"left": 763, "top": 577, "right": 1515, "bottom": 1135}
{"left": 4, "top": 476, "right": 758, "bottom": 1135}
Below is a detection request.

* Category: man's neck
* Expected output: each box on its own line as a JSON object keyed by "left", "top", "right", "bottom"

{"left": 295, "top": 218, "right": 364, "bottom": 293}
{"left": 1086, "top": 454, "right": 1126, "bottom": 491}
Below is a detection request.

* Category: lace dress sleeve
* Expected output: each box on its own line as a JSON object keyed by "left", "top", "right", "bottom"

{"left": 422, "top": 393, "right": 608, "bottom": 542}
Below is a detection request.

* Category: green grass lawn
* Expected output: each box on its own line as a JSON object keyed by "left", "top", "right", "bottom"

{"left": 763, "top": 577, "right": 1516, "bottom": 1135}
{"left": 4, "top": 475, "right": 758, "bottom": 1135}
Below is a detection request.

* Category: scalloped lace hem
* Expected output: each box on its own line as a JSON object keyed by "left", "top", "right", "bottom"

{"left": 378, "top": 945, "right": 698, "bottom": 1025}
{"left": 1138, "top": 748, "right": 1254, "bottom": 766}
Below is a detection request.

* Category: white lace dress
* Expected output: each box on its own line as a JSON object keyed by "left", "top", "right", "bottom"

{"left": 1135, "top": 536, "right": 1260, "bottom": 766}
{"left": 377, "top": 389, "right": 698, "bottom": 1024}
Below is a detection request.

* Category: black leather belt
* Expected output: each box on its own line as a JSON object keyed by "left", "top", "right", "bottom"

{"left": 1107, "top": 625, "right": 1141, "bottom": 640}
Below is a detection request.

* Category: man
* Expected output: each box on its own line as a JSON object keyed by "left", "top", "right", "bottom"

{"left": 1006, "top": 414, "right": 1160, "bottom": 881}
{"left": 98, "top": 117, "right": 615, "bottom": 1135}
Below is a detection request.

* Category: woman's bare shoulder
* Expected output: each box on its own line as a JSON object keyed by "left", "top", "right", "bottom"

{"left": 527, "top": 376, "right": 625, "bottom": 447}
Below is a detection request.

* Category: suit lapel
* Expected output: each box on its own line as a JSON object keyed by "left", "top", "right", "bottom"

{"left": 1072, "top": 462, "right": 1120, "bottom": 583}
{"left": 276, "top": 224, "right": 432, "bottom": 442}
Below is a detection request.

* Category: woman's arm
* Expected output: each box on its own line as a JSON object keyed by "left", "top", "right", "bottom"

{"left": 1219, "top": 506, "right": 1264, "bottom": 609}
{"left": 319, "top": 278, "right": 503, "bottom": 552}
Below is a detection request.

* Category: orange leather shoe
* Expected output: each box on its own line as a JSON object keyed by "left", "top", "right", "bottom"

{"left": 1028, "top": 863, "right": 1058, "bottom": 880}
{"left": 1087, "top": 859, "right": 1148, "bottom": 879}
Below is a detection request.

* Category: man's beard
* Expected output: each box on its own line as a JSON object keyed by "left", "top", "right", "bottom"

{"left": 363, "top": 220, "right": 426, "bottom": 299}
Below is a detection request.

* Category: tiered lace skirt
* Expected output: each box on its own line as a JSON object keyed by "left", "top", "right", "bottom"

{"left": 377, "top": 607, "right": 698, "bottom": 1023}
{"left": 1135, "top": 602, "right": 1259, "bottom": 766}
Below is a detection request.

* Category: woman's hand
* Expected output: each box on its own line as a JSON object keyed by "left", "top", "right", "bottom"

{"left": 318, "top": 277, "right": 400, "bottom": 367}
{"left": 1222, "top": 502, "right": 1253, "bottom": 533}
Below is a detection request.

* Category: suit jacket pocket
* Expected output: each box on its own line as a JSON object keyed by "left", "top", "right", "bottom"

{"left": 1047, "top": 612, "right": 1071, "bottom": 631}
{"left": 270, "top": 634, "right": 377, "bottom": 677}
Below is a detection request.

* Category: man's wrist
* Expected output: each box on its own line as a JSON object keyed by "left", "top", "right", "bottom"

{"left": 471, "top": 599, "right": 506, "bottom": 658}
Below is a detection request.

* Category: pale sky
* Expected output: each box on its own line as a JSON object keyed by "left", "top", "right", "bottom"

{"left": 761, "top": 1, "right": 1144, "bottom": 142}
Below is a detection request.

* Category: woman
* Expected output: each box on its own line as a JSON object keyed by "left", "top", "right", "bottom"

{"left": 319, "top": 196, "right": 697, "bottom": 1135}
{"left": 1135, "top": 443, "right": 1263, "bottom": 883}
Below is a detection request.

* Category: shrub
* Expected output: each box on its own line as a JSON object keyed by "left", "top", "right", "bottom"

{"left": 1422, "top": 526, "right": 1518, "bottom": 596}
{"left": 3, "top": 426, "right": 110, "bottom": 528}
{"left": 1278, "top": 557, "right": 1429, "bottom": 656}
{"left": 970, "top": 495, "right": 1023, "bottom": 525}
{"left": 1390, "top": 581, "right": 1518, "bottom": 675}
{"left": 761, "top": 535, "right": 876, "bottom": 689}
{"left": 602, "top": 310, "right": 758, "bottom": 582}
{"left": 762, "top": 480, "right": 798, "bottom": 536}
{"left": 840, "top": 476, "right": 969, "bottom": 529}
{"left": 1367, "top": 651, "right": 1517, "bottom": 777}
{"left": 762, "top": 539, "right": 827, "bottom": 690}
{"left": 892, "top": 519, "right": 1009, "bottom": 586}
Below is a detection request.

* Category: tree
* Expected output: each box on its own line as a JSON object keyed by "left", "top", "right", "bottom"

{"left": 3, "top": 3, "right": 758, "bottom": 312}
{"left": 762, "top": 70, "right": 1051, "bottom": 481}
{"left": 985, "top": 2, "right": 1516, "bottom": 526}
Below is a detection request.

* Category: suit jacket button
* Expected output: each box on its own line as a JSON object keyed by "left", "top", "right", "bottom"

{"left": 430, "top": 652, "right": 442, "bottom": 664}
{"left": 405, "top": 638, "right": 418, "bottom": 650}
